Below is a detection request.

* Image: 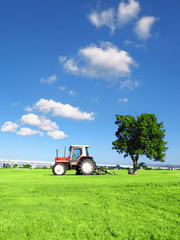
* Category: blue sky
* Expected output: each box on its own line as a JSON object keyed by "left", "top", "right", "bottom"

{"left": 0, "top": 0, "right": 180, "bottom": 165}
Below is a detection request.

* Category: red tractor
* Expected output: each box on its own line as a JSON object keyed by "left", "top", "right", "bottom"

{"left": 52, "top": 145, "right": 96, "bottom": 175}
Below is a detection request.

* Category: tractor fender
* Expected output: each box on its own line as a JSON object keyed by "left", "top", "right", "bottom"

{"left": 76, "top": 156, "right": 94, "bottom": 166}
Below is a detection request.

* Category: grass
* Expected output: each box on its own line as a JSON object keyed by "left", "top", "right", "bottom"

{"left": 0, "top": 169, "right": 179, "bottom": 240}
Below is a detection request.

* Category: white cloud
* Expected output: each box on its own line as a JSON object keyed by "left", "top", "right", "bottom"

{"left": 118, "top": 98, "right": 128, "bottom": 103}
{"left": 47, "top": 130, "right": 68, "bottom": 139}
{"left": 17, "top": 127, "right": 44, "bottom": 137}
{"left": 29, "top": 99, "right": 95, "bottom": 121}
{"left": 123, "top": 40, "right": 145, "bottom": 48}
{"left": 59, "top": 56, "right": 67, "bottom": 63}
{"left": 1, "top": 121, "right": 18, "bottom": 132}
{"left": 120, "top": 79, "right": 139, "bottom": 90}
{"left": 24, "top": 105, "right": 33, "bottom": 112}
{"left": 88, "top": 8, "right": 116, "bottom": 33}
{"left": 59, "top": 86, "right": 77, "bottom": 97}
{"left": 60, "top": 42, "right": 137, "bottom": 81}
{"left": 88, "top": 0, "right": 140, "bottom": 31}
{"left": 118, "top": 0, "right": 140, "bottom": 26}
{"left": 1, "top": 111, "right": 70, "bottom": 139}
{"left": 63, "top": 58, "right": 79, "bottom": 75}
{"left": 58, "top": 86, "right": 67, "bottom": 91}
{"left": 134, "top": 16, "right": 157, "bottom": 40}
{"left": 21, "top": 114, "right": 41, "bottom": 126}
{"left": 40, "top": 74, "right": 57, "bottom": 84}
{"left": 11, "top": 102, "right": 21, "bottom": 107}
{"left": 38, "top": 118, "right": 58, "bottom": 131}
{"left": 21, "top": 113, "right": 59, "bottom": 131}
{"left": 87, "top": 1, "right": 157, "bottom": 40}
{"left": 69, "top": 90, "right": 77, "bottom": 96}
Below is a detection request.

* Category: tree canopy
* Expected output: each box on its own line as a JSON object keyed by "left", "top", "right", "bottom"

{"left": 112, "top": 113, "right": 168, "bottom": 174}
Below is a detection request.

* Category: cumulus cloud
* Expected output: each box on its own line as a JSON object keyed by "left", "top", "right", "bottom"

{"left": 88, "top": 0, "right": 140, "bottom": 31}
{"left": 21, "top": 114, "right": 59, "bottom": 131}
{"left": 28, "top": 99, "right": 95, "bottom": 121}
{"left": 47, "top": 130, "right": 68, "bottom": 139}
{"left": 1, "top": 111, "right": 69, "bottom": 139}
{"left": 21, "top": 114, "right": 68, "bottom": 139}
{"left": 134, "top": 16, "right": 157, "bottom": 40}
{"left": 59, "top": 57, "right": 79, "bottom": 75}
{"left": 87, "top": 1, "right": 158, "bottom": 40}
{"left": 118, "top": 0, "right": 140, "bottom": 26}
{"left": 17, "top": 127, "right": 44, "bottom": 137}
{"left": 40, "top": 74, "right": 57, "bottom": 84}
{"left": 79, "top": 42, "right": 136, "bottom": 78}
{"left": 21, "top": 114, "right": 40, "bottom": 126}
{"left": 1, "top": 121, "right": 18, "bottom": 132}
{"left": 60, "top": 42, "right": 137, "bottom": 81}
{"left": 88, "top": 8, "right": 116, "bottom": 33}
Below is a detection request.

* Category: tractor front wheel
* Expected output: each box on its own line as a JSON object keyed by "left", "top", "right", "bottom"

{"left": 52, "top": 163, "right": 66, "bottom": 175}
{"left": 78, "top": 158, "right": 96, "bottom": 175}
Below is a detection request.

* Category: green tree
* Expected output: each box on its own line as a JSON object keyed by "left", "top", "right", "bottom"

{"left": 112, "top": 113, "right": 168, "bottom": 174}
{"left": 116, "top": 164, "right": 120, "bottom": 169}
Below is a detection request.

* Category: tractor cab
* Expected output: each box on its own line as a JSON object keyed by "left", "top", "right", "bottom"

{"left": 69, "top": 145, "right": 90, "bottom": 162}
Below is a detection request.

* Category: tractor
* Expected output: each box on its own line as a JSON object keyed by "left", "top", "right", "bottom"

{"left": 52, "top": 145, "right": 96, "bottom": 175}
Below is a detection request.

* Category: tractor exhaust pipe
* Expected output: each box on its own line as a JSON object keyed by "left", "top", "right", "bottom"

{"left": 64, "top": 147, "right": 66, "bottom": 157}
{"left": 56, "top": 149, "right": 58, "bottom": 158}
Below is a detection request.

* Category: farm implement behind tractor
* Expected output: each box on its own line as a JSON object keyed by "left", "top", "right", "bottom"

{"left": 52, "top": 145, "right": 96, "bottom": 175}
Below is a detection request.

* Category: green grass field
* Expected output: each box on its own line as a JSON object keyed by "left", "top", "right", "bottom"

{"left": 0, "top": 169, "right": 179, "bottom": 240}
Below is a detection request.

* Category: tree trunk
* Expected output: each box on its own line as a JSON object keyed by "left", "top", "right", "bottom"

{"left": 132, "top": 155, "right": 139, "bottom": 175}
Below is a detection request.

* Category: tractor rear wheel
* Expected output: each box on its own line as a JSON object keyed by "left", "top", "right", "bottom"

{"left": 78, "top": 158, "right": 96, "bottom": 175}
{"left": 52, "top": 163, "right": 66, "bottom": 175}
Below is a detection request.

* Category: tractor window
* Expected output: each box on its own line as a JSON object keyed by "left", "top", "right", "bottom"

{"left": 86, "top": 148, "right": 89, "bottom": 156}
{"left": 72, "top": 148, "right": 82, "bottom": 161}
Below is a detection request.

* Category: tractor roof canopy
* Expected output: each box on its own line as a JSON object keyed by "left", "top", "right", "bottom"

{"left": 70, "top": 145, "right": 90, "bottom": 149}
